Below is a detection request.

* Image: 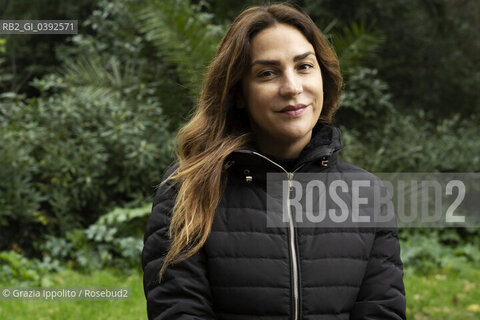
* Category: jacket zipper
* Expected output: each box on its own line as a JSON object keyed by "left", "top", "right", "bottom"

{"left": 252, "top": 152, "right": 305, "bottom": 320}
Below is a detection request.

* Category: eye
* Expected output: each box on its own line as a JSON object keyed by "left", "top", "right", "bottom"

{"left": 258, "top": 70, "right": 276, "bottom": 78}
{"left": 298, "top": 63, "right": 314, "bottom": 71}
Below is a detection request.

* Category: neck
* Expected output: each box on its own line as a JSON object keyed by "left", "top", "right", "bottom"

{"left": 255, "top": 132, "right": 312, "bottom": 159}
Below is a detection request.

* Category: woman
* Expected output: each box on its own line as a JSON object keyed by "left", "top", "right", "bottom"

{"left": 142, "top": 4, "right": 406, "bottom": 320}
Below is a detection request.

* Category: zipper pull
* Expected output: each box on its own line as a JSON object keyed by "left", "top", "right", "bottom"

{"left": 244, "top": 169, "right": 253, "bottom": 183}
{"left": 321, "top": 156, "right": 329, "bottom": 167}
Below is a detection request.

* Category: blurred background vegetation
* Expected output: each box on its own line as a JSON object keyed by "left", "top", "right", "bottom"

{"left": 0, "top": 0, "right": 479, "bottom": 319}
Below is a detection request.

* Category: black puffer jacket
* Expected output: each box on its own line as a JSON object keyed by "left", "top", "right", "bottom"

{"left": 142, "top": 124, "right": 406, "bottom": 320}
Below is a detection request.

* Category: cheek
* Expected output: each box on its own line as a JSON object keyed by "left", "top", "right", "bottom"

{"left": 245, "top": 83, "right": 272, "bottom": 108}
{"left": 313, "top": 74, "right": 324, "bottom": 95}
{"left": 312, "top": 81, "right": 324, "bottom": 106}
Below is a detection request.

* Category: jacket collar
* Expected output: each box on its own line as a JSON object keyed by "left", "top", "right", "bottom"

{"left": 225, "top": 123, "right": 343, "bottom": 174}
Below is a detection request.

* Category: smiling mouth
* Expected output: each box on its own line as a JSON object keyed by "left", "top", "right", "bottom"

{"left": 278, "top": 104, "right": 308, "bottom": 116}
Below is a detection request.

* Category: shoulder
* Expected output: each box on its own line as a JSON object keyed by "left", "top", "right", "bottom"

{"left": 158, "top": 162, "right": 180, "bottom": 188}
{"left": 162, "top": 162, "right": 180, "bottom": 181}
{"left": 335, "top": 160, "right": 398, "bottom": 231}
{"left": 153, "top": 162, "right": 180, "bottom": 205}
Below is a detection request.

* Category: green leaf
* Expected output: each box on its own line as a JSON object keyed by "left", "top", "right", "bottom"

{"left": 132, "top": 0, "right": 224, "bottom": 97}
{"left": 332, "top": 19, "right": 384, "bottom": 72}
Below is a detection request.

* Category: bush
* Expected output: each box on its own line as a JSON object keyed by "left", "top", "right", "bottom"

{"left": 0, "top": 82, "right": 173, "bottom": 253}
{"left": 40, "top": 204, "right": 150, "bottom": 271}
{"left": 0, "top": 201, "right": 150, "bottom": 284}
{"left": 400, "top": 229, "right": 480, "bottom": 275}
{"left": 0, "top": 250, "right": 61, "bottom": 286}
{"left": 1, "top": 0, "right": 217, "bottom": 255}
{"left": 339, "top": 111, "right": 480, "bottom": 173}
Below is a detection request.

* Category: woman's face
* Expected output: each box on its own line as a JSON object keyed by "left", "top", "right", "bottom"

{"left": 241, "top": 23, "right": 323, "bottom": 156}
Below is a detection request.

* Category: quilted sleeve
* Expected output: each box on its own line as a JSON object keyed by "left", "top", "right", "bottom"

{"left": 350, "top": 226, "right": 406, "bottom": 320}
{"left": 142, "top": 165, "right": 216, "bottom": 320}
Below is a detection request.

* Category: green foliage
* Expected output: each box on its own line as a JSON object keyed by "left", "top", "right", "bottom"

{"left": 96, "top": 203, "right": 151, "bottom": 225}
{"left": 400, "top": 229, "right": 480, "bottom": 275}
{"left": 133, "top": 0, "right": 225, "bottom": 97}
{"left": 63, "top": 0, "right": 195, "bottom": 127}
{"left": 0, "top": 251, "right": 60, "bottom": 286}
{"left": 336, "top": 67, "right": 394, "bottom": 129}
{"left": 205, "top": 0, "right": 263, "bottom": 24}
{"left": 0, "top": 38, "right": 12, "bottom": 88}
{"left": 61, "top": 55, "right": 138, "bottom": 101}
{"left": 330, "top": 6, "right": 480, "bottom": 174}
{"left": 58, "top": 0, "right": 163, "bottom": 102}
{"left": 374, "top": 0, "right": 480, "bottom": 117}
{"left": 332, "top": 20, "right": 383, "bottom": 73}
{"left": 0, "top": 0, "right": 98, "bottom": 95}
{"left": 329, "top": 18, "right": 394, "bottom": 136}
{"left": 0, "top": 0, "right": 215, "bottom": 255}
{"left": 0, "top": 121, "right": 45, "bottom": 250}
{"left": 40, "top": 204, "right": 150, "bottom": 272}
{"left": 303, "top": 0, "right": 480, "bottom": 117}
{"left": 0, "top": 77, "right": 173, "bottom": 252}
{"left": 0, "top": 251, "right": 39, "bottom": 285}
{"left": 339, "top": 112, "right": 480, "bottom": 172}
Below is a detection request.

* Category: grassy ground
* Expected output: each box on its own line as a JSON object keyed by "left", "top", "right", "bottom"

{"left": 405, "top": 266, "right": 480, "bottom": 320}
{"left": 0, "top": 268, "right": 147, "bottom": 320}
{"left": 1, "top": 266, "right": 479, "bottom": 319}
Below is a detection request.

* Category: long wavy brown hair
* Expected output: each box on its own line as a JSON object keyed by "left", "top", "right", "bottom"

{"left": 159, "top": 3, "right": 343, "bottom": 279}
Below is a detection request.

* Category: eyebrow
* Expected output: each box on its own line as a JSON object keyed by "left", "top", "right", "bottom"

{"left": 251, "top": 51, "right": 314, "bottom": 67}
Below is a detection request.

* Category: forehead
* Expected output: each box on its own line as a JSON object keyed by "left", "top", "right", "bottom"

{"left": 250, "top": 23, "right": 314, "bottom": 60}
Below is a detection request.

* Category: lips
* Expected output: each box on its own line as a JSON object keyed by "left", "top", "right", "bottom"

{"left": 280, "top": 104, "right": 307, "bottom": 112}
{"left": 279, "top": 104, "right": 308, "bottom": 116}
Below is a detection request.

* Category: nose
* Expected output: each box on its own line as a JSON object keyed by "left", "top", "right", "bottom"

{"left": 279, "top": 71, "right": 302, "bottom": 96}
